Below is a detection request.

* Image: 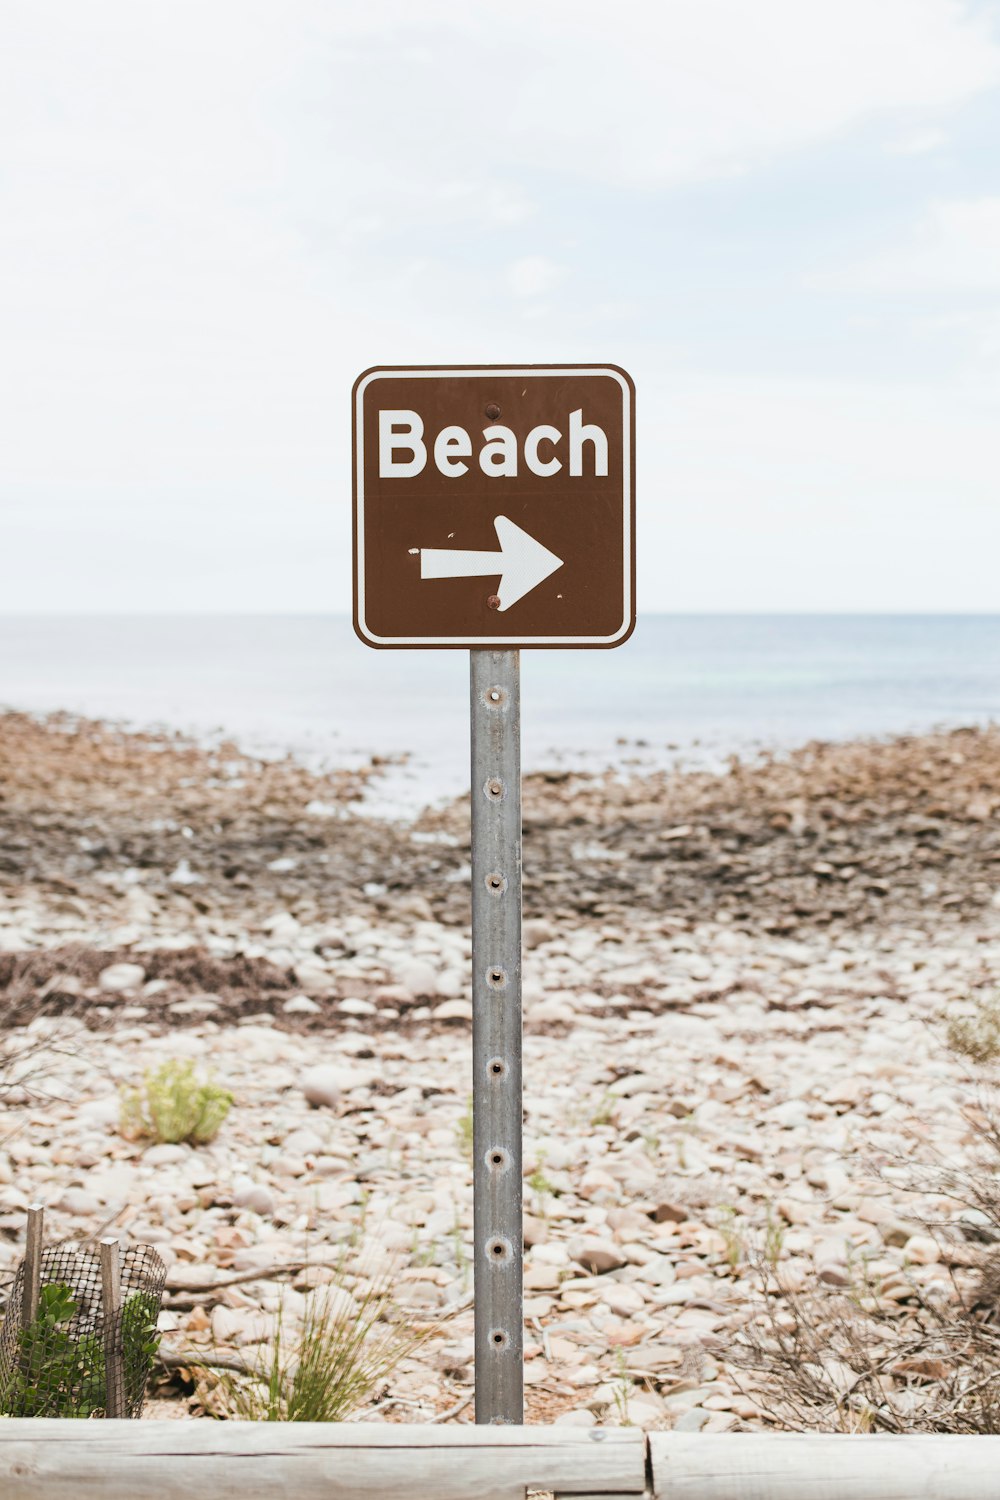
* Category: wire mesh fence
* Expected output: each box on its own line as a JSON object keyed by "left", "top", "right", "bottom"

{"left": 0, "top": 1230, "right": 166, "bottom": 1419}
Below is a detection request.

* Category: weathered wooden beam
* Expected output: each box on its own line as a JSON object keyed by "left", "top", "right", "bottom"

{"left": 0, "top": 1421, "right": 647, "bottom": 1500}
{"left": 650, "top": 1432, "right": 1000, "bottom": 1500}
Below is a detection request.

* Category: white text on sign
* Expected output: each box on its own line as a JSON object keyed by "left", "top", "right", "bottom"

{"left": 378, "top": 410, "right": 609, "bottom": 480}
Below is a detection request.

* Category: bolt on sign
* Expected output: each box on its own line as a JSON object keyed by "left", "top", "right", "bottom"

{"left": 352, "top": 365, "right": 635, "bottom": 649}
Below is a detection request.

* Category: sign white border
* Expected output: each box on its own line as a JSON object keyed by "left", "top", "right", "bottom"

{"left": 353, "top": 366, "right": 634, "bottom": 648}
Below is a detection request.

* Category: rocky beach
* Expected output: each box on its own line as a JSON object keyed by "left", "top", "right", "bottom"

{"left": 1, "top": 708, "right": 999, "bottom": 1429}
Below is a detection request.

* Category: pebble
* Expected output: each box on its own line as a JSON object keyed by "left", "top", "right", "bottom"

{"left": 574, "top": 1239, "right": 626, "bottom": 1274}
{"left": 4, "top": 713, "right": 1000, "bottom": 1431}
{"left": 283, "top": 994, "right": 322, "bottom": 1015}
{"left": 301, "top": 1064, "right": 345, "bottom": 1109}
{"left": 433, "top": 999, "right": 473, "bottom": 1022}
{"left": 98, "top": 962, "right": 146, "bottom": 993}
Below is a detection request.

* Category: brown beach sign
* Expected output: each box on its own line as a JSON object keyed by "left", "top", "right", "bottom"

{"left": 352, "top": 364, "right": 635, "bottom": 649}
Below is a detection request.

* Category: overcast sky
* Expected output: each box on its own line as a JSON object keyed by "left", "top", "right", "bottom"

{"left": 2, "top": 0, "right": 999, "bottom": 613}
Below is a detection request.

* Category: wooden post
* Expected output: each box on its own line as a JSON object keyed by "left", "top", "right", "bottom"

{"left": 21, "top": 1204, "right": 44, "bottom": 1330}
{"left": 99, "top": 1238, "right": 125, "bottom": 1419}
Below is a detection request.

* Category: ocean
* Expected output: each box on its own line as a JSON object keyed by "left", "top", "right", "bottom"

{"left": 1, "top": 614, "right": 997, "bottom": 814}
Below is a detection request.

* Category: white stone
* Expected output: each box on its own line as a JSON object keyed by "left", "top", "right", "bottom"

{"left": 232, "top": 1176, "right": 277, "bottom": 1217}
{"left": 903, "top": 1234, "right": 940, "bottom": 1265}
{"left": 301, "top": 1064, "right": 347, "bottom": 1108}
{"left": 433, "top": 999, "right": 473, "bottom": 1022}
{"left": 282, "top": 993, "right": 322, "bottom": 1015}
{"left": 98, "top": 962, "right": 146, "bottom": 993}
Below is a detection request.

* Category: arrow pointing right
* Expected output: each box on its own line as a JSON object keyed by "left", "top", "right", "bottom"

{"left": 420, "top": 515, "right": 564, "bottom": 612}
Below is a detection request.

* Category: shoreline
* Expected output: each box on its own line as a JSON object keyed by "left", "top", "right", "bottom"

{"left": 0, "top": 710, "right": 998, "bottom": 1426}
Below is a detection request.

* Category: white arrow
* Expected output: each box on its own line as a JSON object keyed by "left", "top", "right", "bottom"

{"left": 419, "top": 515, "right": 563, "bottom": 612}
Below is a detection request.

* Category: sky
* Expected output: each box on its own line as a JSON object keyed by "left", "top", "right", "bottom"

{"left": 2, "top": 0, "right": 999, "bottom": 614}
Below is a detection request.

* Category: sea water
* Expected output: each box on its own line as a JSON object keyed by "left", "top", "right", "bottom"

{"left": 1, "top": 614, "right": 997, "bottom": 813}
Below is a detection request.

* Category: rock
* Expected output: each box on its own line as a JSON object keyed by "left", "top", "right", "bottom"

{"left": 283, "top": 994, "right": 322, "bottom": 1015}
{"left": 169, "top": 996, "right": 219, "bottom": 1016}
{"left": 98, "top": 962, "right": 146, "bottom": 993}
{"left": 433, "top": 999, "right": 473, "bottom": 1022}
{"left": 673, "top": 1407, "right": 711, "bottom": 1432}
{"left": 232, "top": 1176, "right": 276, "bottom": 1217}
{"left": 340, "top": 998, "right": 377, "bottom": 1016}
{"left": 395, "top": 960, "right": 438, "bottom": 998}
{"left": 435, "top": 969, "right": 466, "bottom": 999}
{"left": 142, "top": 1143, "right": 189, "bottom": 1166}
{"left": 309, "top": 1285, "right": 359, "bottom": 1323}
{"left": 767, "top": 1100, "right": 810, "bottom": 1129}
{"left": 301, "top": 1065, "right": 345, "bottom": 1109}
{"left": 553, "top": 1407, "right": 596, "bottom": 1427}
{"left": 601, "top": 1283, "right": 645, "bottom": 1316}
{"left": 55, "top": 1188, "right": 100, "bottom": 1216}
{"left": 627, "top": 1396, "right": 666, "bottom": 1426}
{"left": 651, "top": 1199, "right": 689, "bottom": 1224}
{"left": 78, "top": 1096, "right": 122, "bottom": 1128}
{"left": 294, "top": 961, "right": 336, "bottom": 995}
{"left": 523, "top": 919, "right": 555, "bottom": 949}
{"left": 524, "top": 1265, "right": 562, "bottom": 1291}
{"left": 573, "top": 1238, "right": 626, "bottom": 1274}
{"left": 903, "top": 1234, "right": 940, "bottom": 1265}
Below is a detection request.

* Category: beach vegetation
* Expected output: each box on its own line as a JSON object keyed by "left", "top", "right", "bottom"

{"left": 2, "top": 1282, "right": 160, "bottom": 1418}
{"left": 209, "top": 1274, "right": 422, "bottom": 1423}
{"left": 946, "top": 994, "right": 1000, "bottom": 1065}
{"left": 455, "top": 1095, "right": 474, "bottom": 1159}
{"left": 120, "top": 1058, "right": 233, "bottom": 1145}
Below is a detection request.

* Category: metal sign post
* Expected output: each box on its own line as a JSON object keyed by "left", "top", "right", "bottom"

{"left": 351, "top": 361, "right": 635, "bottom": 1428}
{"left": 470, "top": 648, "right": 523, "bottom": 1423}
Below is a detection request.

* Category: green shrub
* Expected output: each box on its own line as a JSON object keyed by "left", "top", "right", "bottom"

{"left": 120, "top": 1059, "right": 233, "bottom": 1145}
{"left": 3, "top": 1282, "right": 160, "bottom": 1418}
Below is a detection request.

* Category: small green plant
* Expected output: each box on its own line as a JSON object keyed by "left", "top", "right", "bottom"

{"left": 527, "top": 1150, "right": 557, "bottom": 1217}
{"left": 590, "top": 1091, "right": 615, "bottom": 1127}
{"left": 451, "top": 1207, "right": 470, "bottom": 1289}
{"left": 947, "top": 995, "right": 1000, "bottom": 1065}
{"left": 717, "top": 1205, "right": 744, "bottom": 1269}
{"left": 455, "top": 1096, "right": 474, "bottom": 1160}
{"left": 611, "top": 1348, "right": 633, "bottom": 1426}
{"left": 120, "top": 1058, "right": 233, "bottom": 1145}
{"left": 213, "top": 1275, "right": 422, "bottom": 1422}
{"left": 2, "top": 1283, "right": 160, "bottom": 1418}
{"left": 764, "top": 1210, "right": 786, "bottom": 1267}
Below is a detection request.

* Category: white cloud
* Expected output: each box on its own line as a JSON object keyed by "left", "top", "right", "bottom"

{"left": 1, "top": 1, "right": 999, "bottom": 612}
{"left": 644, "top": 369, "right": 1000, "bottom": 612}
{"left": 824, "top": 197, "right": 1000, "bottom": 291}
{"left": 506, "top": 255, "right": 563, "bottom": 299}
{"left": 885, "top": 126, "right": 950, "bottom": 155}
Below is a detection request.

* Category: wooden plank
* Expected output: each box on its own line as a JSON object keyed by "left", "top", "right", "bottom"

{"left": 0, "top": 1421, "right": 646, "bottom": 1500}
{"left": 650, "top": 1432, "right": 1000, "bottom": 1500}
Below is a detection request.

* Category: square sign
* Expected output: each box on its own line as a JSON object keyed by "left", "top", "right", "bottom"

{"left": 352, "top": 364, "right": 635, "bottom": 649}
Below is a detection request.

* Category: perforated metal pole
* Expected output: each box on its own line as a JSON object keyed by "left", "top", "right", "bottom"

{"left": 470, "top": 648, "right": 523, "bottom": 1425}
